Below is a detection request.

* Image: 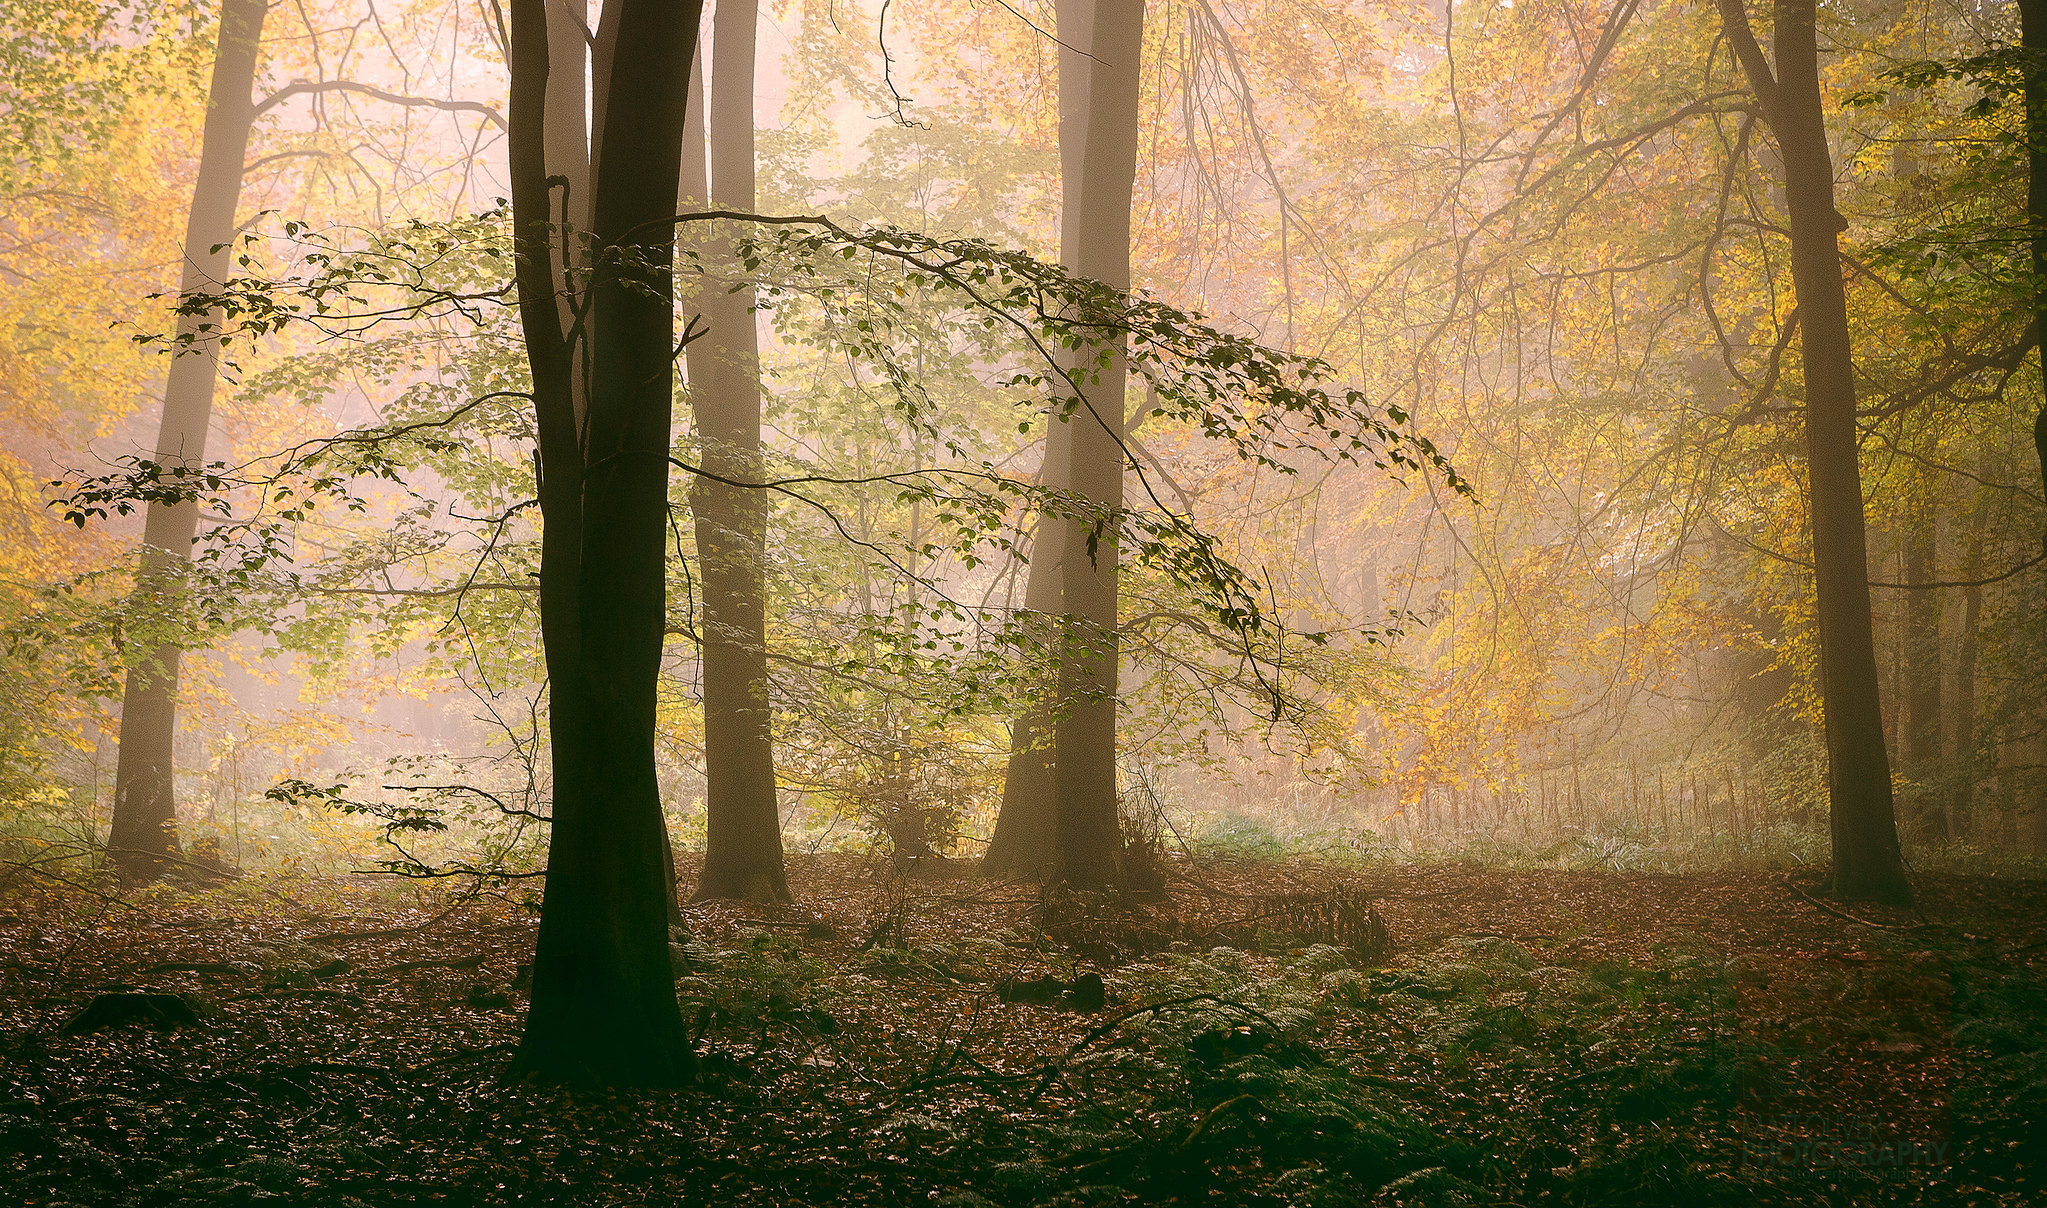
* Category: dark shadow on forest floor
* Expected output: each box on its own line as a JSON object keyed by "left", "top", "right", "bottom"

{"left": 0, "top": 855, "right": 2041, "bottom": 1205}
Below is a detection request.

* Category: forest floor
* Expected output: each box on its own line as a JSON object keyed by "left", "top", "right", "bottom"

{"left": 0, "top": 854, "right": 2042, "bottom": 1207}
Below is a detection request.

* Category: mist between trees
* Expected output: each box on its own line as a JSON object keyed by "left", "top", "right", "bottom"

{"left": 2, "top": 0, "right": 2045, "bottom": 1082}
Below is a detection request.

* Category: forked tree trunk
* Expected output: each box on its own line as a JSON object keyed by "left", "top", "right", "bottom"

{"left": 982, "top": 0, "right": 1091, "bottom": 878}
{"left": 508, "top": 0, "right": 700, "bottom": 1085}
{"left": 686, "top": 0, "right": 789, "bottom": 904}
{"left": 1050, "top": 0, "right": 1145, "bottom": 889}
{"left": 547, "top": 0, "right": 685, "bottom": 928}
{"left": 1717, "top": 0, "right": 1912, "bottom": 904}
{"left": 108, "top": 0, "right": 268, "bottom": 886}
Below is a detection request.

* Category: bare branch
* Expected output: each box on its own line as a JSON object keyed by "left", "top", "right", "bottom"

{"left": 254, "top": 80, "right": 508, "bottom": 130}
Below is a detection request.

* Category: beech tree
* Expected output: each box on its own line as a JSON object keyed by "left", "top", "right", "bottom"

{"left": 684, "top": 0, "right": 790, "bottom": 904}
{"left": 982, "top": 0, "right": 1090, "bottom": 878}
{"left": 1048, "top": 0, "right": 1146, "bottom": 889}
{"left": 1715, "top": 0, "right": 1913, "bottom": 904}
{"left": 60, "top": 0, "right": 1456, "bottom": 1087}
{"left": 107, "top": 0, "right": 511, "bottom": 885}
{"left": 107, "top": 0, "right": 267, "bottom": 886}
{"left": 984, "top": 0, "right": 1146, "bottom": 888}
{"left": 2026, "top": 0, "right": 2047, "bottom": 541}
{"left": 505, "top": 0, "right": 699, "bottom": 1084}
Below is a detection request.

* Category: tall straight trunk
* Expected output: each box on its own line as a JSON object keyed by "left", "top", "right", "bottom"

{"left": 1050, "top": 0, "right": 1145, "bottom": 889}
{"left": 2025, "top": 0, "right": 2047, "bottom": 542}
{"left": 2031, "top": 737, "right": 2047, "bottom": 857}
{"left": 2022, "top": 0, "right": 2047, "bottom": 856}
{"left": 509, "top": 0, "right": 700, "bottom": 1085}
{"left": 107, "top": 0, "right": 268, "bottom": 886}
{"left": 544, "top": 0, "right": 589, "bottom": 300}
{"left": 686, "top": 0, "right": 787, "bottom": 903}
{"left": 680, "top": 46, "right": 707, "bottom": 248}
{"left": 1903, "top": 522, "right": 1944, "bottom": 841}
{"left": 551, "top": 0, "right": 687, "bottom": 929}
{"left": 1717, "top": 0, "right": 1912, "bottom": 904}
{"left": 983, "top": 0, "right": 1092, "bottom": 878}
{"left": 1950, "top": 522, "right": 1983, "bottom": 839}
{"left": 1885, "top": 545, "right": 1904, "bottom": 755}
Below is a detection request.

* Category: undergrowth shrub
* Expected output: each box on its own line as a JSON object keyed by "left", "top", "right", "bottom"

{"left": 976, "top": 947, "right": 1477, "bottom": 1205}
{"left": 675, "top": 930, "right": 834, "bottom": 1033}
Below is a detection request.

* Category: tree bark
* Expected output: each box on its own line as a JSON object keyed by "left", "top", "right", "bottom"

{"left": 1903, "top": 522, "right": 1944, "bottom": 841}
{"left": 685, "top": 0, "right": 788, "bottom": 904}
{"left": 1716, "top": 0, "right": 1912, "bottom": 904}
{"left": 1050, "top": 0, "right": 1145, "bottom": 889}
{"left": 1950, "top": 521, "right": 1983, "bottom": 840}
{"left": 981, "top": 496, "right": 1068, "bottom": 877}
{"left": 544, "top": 0, "right": 590, "bottom": 285}
{"left": 983, "top": 0, "right": 1092, "bottom": 878}
{"left": 509, "top": 0, "right": 700, "bottom": 1085}
{"left": 2025, "top": 0, "right": 2047, "bottom": 547}
{"left": 108, "top": 0, "right": 268, "bottom": 887}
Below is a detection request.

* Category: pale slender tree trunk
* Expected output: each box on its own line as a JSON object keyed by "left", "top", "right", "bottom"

{"left": 1050, "top": 0, "right": 1145, "bottom": 889}
{"left": 108, "top": 0, "right": 268, "bottom": 886}
{"left": 2031, "top": 738, "right": 2047, "bottom": 857}
{"left": 1950, "top": 522, "right": 1983, "bottom": 840}
{"left": 544, "top": 0, "right": 589, "bottom": 303}
{"left": 982, "top": 0, "right": 1092, "bottom": 878}
{"left": 1717, "top": 0, "right": 1912, "bottom": 903}
{"left": 509, "top": 0, "right": 700, "bottom": 1085}
{"left": 688, "top": 0, "right": 788, "bottom": 903}
{"left": 1904, "top": 522, "right": 1944, "bottom": 841}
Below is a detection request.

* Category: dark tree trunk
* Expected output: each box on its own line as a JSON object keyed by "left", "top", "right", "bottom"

{"left": 2020, "top": 0, "right": 2047, "bottom": 859}
{"left": 2037, "top": 408, "right": 2047, "bottom": 543}
{"left": 108, "top": 0, "right": 269, "bottom": 887}
{"left": 1717, "top": 0, "right": 1911, "bottom": 904}
{"left": 2025, "top": 0, "right": 2047, "bottom": 544}
{"left": 508, "top": 0, "right": 700, "bottom": 1085}
{"left": 1050, "top": 0, "right": 1145, "bottom": 889}
{"left": 981, "top": 489, "right": 1068, "bottom": 877}
{"left": 686, "top": 0, "right": 788, "bottom": 904}
{"left": 983, "top": 0, "right": 1091, "bottom": 878}
{"left": 555, "top": 0, "right": 685, "bottom": 931}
